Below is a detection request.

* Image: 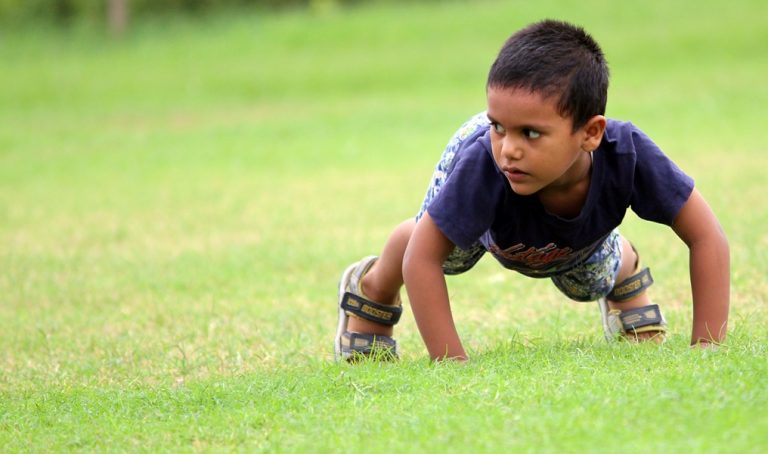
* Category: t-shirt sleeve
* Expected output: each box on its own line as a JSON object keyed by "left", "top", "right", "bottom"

{"left": 427, "top": 141, "right": 505, "bottom": 249}
{"left": 628, "top": 126, "right": 695, "bottom": 225}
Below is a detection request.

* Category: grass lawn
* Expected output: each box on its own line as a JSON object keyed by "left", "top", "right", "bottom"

{"left": 1, "top": 0, "right": 767, "bottom": 451}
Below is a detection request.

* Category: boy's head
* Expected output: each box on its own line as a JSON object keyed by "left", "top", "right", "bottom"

{"left": 487, "top": 20, "right": 609, "bottom": 131}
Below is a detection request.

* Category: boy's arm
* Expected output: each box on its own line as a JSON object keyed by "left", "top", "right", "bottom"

{"left": 671, "top": 188, "right": 730, "bottom": 346}
{"left": 402, "top": 212, "right": 468, "bottom": 361}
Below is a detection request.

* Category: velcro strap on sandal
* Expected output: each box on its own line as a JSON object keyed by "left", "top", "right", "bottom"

{"left": 341, "top": 292, "right": 402, "bottom": 326}
{"left": 340, "top": 332, "right": 397, "bottom": 359}
{"left": 619, "top": 304, "right": 666, "bottom": 332}
{"left": 607, "top": 267, "right": 654, "bottom": 302}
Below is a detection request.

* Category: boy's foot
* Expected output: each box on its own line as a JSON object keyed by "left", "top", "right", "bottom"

{"left": 598, "top": 267, "right": 667, "bottom": 343}
{"left": 598, "top": 298, "right": 667, "bottom": 343}
{"left": 335, "top": 256, "right": 402, "bottom": 361}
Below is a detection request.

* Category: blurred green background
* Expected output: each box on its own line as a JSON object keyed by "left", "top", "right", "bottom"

{"left": 0, "top": 0, "right": 418, "bottom": 29}
{"left": 1, "top": 0, "right": 767, "bottom": 449}
{"left": 2, "top": 0, "right": 767, "bottom": 380}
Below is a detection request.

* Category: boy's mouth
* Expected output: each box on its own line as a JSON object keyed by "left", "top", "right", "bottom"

{"left": 503, "top": 167, "right": 529, "bottom": 182}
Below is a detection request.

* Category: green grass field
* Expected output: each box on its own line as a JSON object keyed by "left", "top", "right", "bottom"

{"left": 2, "top": 0, "right": 767, "bottom": 451}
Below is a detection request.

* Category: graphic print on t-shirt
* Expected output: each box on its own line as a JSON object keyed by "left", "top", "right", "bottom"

{"left": 486, "top": 238, "right": 602, "bottom": 277}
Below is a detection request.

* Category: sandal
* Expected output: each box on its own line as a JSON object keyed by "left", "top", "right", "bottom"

{"left": 335, "top": 256, "right": 402, "bottom": 361}
{"left": 598, "top": 267, "right": 667, "bottom": 342}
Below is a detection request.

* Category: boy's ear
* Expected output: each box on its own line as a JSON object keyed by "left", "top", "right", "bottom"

{"left": 581, "top": 115, "right": 607, "bottom": 152}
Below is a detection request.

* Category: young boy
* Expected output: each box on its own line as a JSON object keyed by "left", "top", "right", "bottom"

{"left": 334, "top": 20, "right": 730, "bottom": 361}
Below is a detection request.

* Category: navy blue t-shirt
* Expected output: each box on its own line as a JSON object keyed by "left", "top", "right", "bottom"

{"left": 427, "top": 118, "right": 694, "bottom": 277}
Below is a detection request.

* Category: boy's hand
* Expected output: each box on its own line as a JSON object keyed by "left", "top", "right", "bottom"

{"left": 691, "top": 341, "right": 718, "bottom": 350}
{"left": 403, "top": 212, "right": 468, "bottom": 361}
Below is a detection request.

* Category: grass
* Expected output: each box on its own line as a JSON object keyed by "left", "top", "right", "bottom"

{"left": 1, "top": 0, "right": 767, "bottom": 451}
{"left": 5, "top": 343, "right": 767, "bottom": 451}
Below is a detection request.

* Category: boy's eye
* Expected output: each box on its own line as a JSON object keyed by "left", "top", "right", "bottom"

{"left": 523, "top": 128, "right": 541, "bottom": 139}
{"left": 492, "top": 122, "right": 506, "bottom": 134}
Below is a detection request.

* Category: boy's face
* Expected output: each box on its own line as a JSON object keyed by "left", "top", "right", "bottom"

{"left": 486, "top": 86, "right": 602, "bottom": 197}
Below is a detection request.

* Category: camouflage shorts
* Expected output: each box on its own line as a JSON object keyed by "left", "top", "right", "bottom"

{"left": 550, "top": 230, "right": 622, "bottom": 302}
{"left": 415, "top": 111, "right": 622, "bottom": 300}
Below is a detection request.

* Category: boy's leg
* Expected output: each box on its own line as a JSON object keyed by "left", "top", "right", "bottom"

{"left": 335, "top": 219, "right": 415, "bottom": 361}
{"left": 603, "top": 236, "right": 666, "bottom": 342}
{"left": 347, "top": 219, "right": 415, "bottom": 337}
{"left": 551, "top": 230, "right": 666, "bottom": 343}
{"left": 608, "top": 237, "right": 651, "bottom": 308}
{"left": 336, "top": 111, "right": 490, "bottom": 360}
{"left": 336, "top": 223, "right": 485, "bottom": 361}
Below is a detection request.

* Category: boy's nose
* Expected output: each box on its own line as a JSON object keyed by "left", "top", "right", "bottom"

{"left": 502, "top": 136, "right": 524, "bottom": 160}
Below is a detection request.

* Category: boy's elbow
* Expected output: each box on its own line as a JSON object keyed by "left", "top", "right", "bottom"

{"left": 694, "top": 223, "right": 729, "bottom": 256}
{"left": 720, "top": 229, "right": 730, "bottom": 267}
{"left": 691, "top": 221, "right": 730, "bottom": 268}
{"left": 402, "top": 241, "right": 425, "bottom": 285}
{"left": 708, "top": 219, "right": 729, "bottom": 253}
{"left": 402, "top": 247, "right": 414, "bottom": 283}
{"left": 402, "top": 241, "right": 447, "bottom": 284}
{"left": 718, "top": 225, "right": 729, "bottom": 253}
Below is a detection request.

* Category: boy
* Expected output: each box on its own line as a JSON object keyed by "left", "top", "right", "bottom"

{"left": 334, "top": 20, "right": 729, "bottom": 361}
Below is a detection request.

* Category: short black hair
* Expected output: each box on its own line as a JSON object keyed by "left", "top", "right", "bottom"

{"left": 487, "top": 20, "right": 609, "bottom": 131}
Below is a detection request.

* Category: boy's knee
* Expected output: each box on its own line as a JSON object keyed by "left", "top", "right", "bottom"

{"left": 615, "top": 236, "right": 640, "bottom": 283}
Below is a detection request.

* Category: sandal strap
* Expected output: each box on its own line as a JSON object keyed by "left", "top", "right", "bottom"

{"left": 340, "top": 332, "right": 397, "bottom": 359}
{"left": 341, "top": 292, "right": 402, "bottom": 326}
{"left": 607, "top": 267, "right": 654, "bottom": 302}
{"left": 619, "top": 304, "right": 666, "bottom": 332}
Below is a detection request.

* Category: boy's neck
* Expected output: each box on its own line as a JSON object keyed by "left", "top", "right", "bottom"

{"left": 538, "top": 152, "right": 593, "bottom": 219}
